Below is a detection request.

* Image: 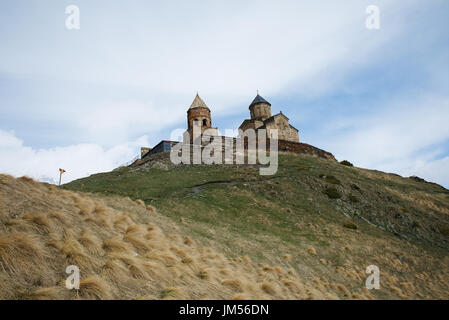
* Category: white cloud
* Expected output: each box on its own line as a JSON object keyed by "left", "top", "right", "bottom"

{"left": 0, "top": 130, "right": 148, "bottom": 184}
{"left": 408, "top": 156, "right": 449, "bottom": 187}
{"left": 76, "top": 100, "right": 184, "bottom": 146}
{"left": 320, "top": 95, "right": 449, "bottom": 187}
{"left": 0, "top": 0, "right": 418, "bottom": 99}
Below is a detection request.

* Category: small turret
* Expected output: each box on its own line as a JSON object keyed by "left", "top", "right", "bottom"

{"left": 249, "top": 94, "right": 271, "bottom": 121}
{"left": 187, "top": 94, "right": 212, "bottom": 130}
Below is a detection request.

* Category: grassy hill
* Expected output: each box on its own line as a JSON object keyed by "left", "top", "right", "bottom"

{"left": 1, "top": 153, "right": 449, "bottom": 299}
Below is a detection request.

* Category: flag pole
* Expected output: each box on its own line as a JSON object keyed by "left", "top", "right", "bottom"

{"left": 59, "top": 168, "right": 66, "bottom": 186}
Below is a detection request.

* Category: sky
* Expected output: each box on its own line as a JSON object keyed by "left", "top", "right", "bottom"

{"left": 0, "top": 0, "right": 448, "bottom": 187}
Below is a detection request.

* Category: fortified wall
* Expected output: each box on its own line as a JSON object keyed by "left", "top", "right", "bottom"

{"left": 173, "top": 135, "right": 336, "bottom": 162}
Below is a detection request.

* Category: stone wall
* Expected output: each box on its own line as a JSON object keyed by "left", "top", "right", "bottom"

{"left": 264, "top": 116, "right": 299, "bottom": 143}
{"left": 250, "top": 102, "right": 271, "bottom": 120}
{"left": 247, "top": 137, "right": 335, "bottom": 161}
{"left": 179, "top": 135, "right": 336, "bottom": 161}
{"left": 276, "top": 140, "right": 335, "bottom": 160}
{"left": 239, "top": 119, "right": 264, "bottom": 132}
{"left": 187, "top": 107, "right": 212, "bottom": 129}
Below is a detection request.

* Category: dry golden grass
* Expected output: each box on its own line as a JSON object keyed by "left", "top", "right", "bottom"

{"left": 79, "top": 230, "right": 103, "bottom": 256}
{"left": 222, "top": 279, "right": 244, "bottom": 292}
{"left": 135, "top": 199, "right": 145, "bottom": 207}
{"left": 78, "top": 276, "right": 112, "bottom": 300}
{"left": 47, "top": 211, "right": 68, "bottom": 226}
{"left": 103, "top": 237, "right": 133, "bottom": 253}
{"left": 160, "top": 287, "right": 184, "bottom": 299}
{"left": 146, "top": 205, "right": 156, "bottom": 212}
{"left": 184, "top": 236, "right": 194, "bottom": 246}
{"left": 0, "top": 233, "right": 49, "bottom": 279}
{"left": 74, "top": 197, "right": 95, "bottom": 216}
{"left": 307, "top": 247, "right": 317, "bottom": 255}
{"left": 260, "top": 282, "right": 277, "bottom": 295}
{"left": 113, "top": 213, "right": 133, "bottom": 232}
{"left": 23, "top": 213, "right": 53, "bottom": 233}
{"left": 100, "top": 258, "right": 130, "bottom": 283}
{"left": 283, "top": 254, "right": 292, "bottom": 261}
{"left": 29, "top": 286, "right": 68, "bottom": 300}
{"left": 1, "top": 173, "right": 448, "bottom": 300}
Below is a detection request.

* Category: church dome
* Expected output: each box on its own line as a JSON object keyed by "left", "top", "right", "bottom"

{"left": 189, "top": 93, "right": 210, "bottom": 111}
{"left": 249, "top": 94, "right": 271, "bottom": 108}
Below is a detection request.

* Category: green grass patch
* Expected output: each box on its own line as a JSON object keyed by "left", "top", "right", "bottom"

{"left": 325, "top": 175, "right": 341, "bottom": 185}
{"left": 160, "top": 289, "right": 175, "bottom": 299}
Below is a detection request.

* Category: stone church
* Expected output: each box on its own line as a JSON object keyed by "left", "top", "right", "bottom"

{"left": 183, "top": 93, "right": 299, "bottom": 144}
{"left": 238, "top": 94, "right": 299, "bottom": 142}
{"left": 142, "top": 93, "right": 302, "bottom": 159}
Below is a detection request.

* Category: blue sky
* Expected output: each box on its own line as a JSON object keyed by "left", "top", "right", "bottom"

{"left": 0, "top": 0, "right": 448, "bottom": 186}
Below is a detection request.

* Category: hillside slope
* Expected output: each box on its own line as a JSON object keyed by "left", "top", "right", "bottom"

{"left": 1, "top": 153, "right": 449, "bottom": 299}
{"left": 1, "top": 174, "right": 322, "bottom": 299}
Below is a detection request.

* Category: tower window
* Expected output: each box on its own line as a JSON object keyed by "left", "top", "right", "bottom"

{"left": 203, "top": 119, "right": 207, "bottom": 126}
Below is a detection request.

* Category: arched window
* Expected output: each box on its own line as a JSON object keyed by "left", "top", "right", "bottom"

{"left": 203, "top": 119, "right": 207, "bottom": 127}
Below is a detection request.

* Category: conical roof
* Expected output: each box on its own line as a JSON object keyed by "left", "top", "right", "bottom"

{"left": 249, "top": 94, "right": 271, "bottom": 108}
{"left": 189, "top": 93, "right": 210, "bottom": 110}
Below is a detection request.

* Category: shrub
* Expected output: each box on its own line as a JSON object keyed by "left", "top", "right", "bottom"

{"left": 343, "top": 222, "right": 358, "bottom": 230}
{"left": 340, "top": 160, "right": 353, "bottom": 167}
{"left": 440, "top": 228, "right": 449, "bottom": 237}
{"left": 160, "top": 288, "right": 181, "bottom": 299}
{"left": 221, "top": 279, "right": 243, "bottom": 291}
{"left": 135, "top": 199, "right": 145, "bottom": 207}
{"left": 409, "top": 176, "right": 426, "bottom": 183}
{"left": 0, "top": 233, "right": 48, "bottom": 277}
{"left": 184, "top": 236, "right": 193, "bottom": 246}
{"left": 260, "top": 282, "right": 277, "bottom": 295}
{"left": 323, "top": 187, "right": 342, "bottom": 199}
{"left": 325, "top": 175, "right": 341, "bottom": 185}
{"left": 78, "top": 276, "right": 112, "bottom": 299}
{"left": 348, "top": 194, "right": 359, "bottom": 203}
{"left": 103, "top": 237, "right": 133, "bottom": 253}
{"left": 181, "top": 256, "right": 193, "bottom": 264}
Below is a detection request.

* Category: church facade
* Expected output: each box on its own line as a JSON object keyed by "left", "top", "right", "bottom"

{"left": 142, "top": 93, "right": 300, "bottom": 159}
{"left": 238, "top": 94, "right": 299, "bottom": 142}
{"left": 183, "top": 93, "right": 299, "bottom": 144}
